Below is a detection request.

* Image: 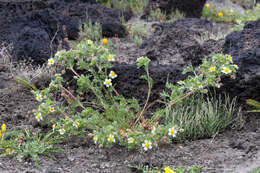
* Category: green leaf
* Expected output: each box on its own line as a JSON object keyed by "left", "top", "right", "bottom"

{"left": 246, "top": 99, "right": 260, "bottom": 109}
{"left": 136, "top": 56, "right": 150, "bottom": 69}
{"left": 15, "top": 77, "right": 37, "bottom": 91}
{"left": 183, "top": 66, "right": 194, "bottom": 74}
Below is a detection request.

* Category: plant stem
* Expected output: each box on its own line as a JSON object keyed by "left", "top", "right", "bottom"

{"left": 166, "top": 91, "right": 194, "bottom": 109}
{"left": 134, "top": 68, "right": 151, "bottom": 126}
{"left": 70, "top": 66, "right": 105, "bottom": 108}
{"left": 59, "top": 110, "right": 73, "bottom": 121}
{"left": 60, "top": 86, "right": 85, "bottom": 109}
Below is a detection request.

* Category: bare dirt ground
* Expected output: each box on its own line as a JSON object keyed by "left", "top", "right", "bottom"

{"left": 0, "top": 58, "right": 260, "bottom": 173}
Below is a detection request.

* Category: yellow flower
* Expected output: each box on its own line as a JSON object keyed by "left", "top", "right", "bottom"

{"left": 73, "top": 121, "right": 79, "bottom": 128}
{"left": 36, "top": 94, "right": 42, "bottom": 102}
{"left": 52, "top": 124, "right": 56, "bottom": 129}
{"left": 87, "top": 39, "right": 93, "bottom": 45}
{"left": 128, "top": 137, "right": 134, "bottom": 144}
{"left": 205, "top": 3, "right": 210, "bottom": 9}
{"left": 222, "top": 67, "right": 231, "bottom": 74}
{"left": 0, "top": 132, "right": 1, "bottom": 138}
{"left": 1, "top": 124, "right": 6, "bottom": 133}
{"left": 209, "top": 66, "right": 216, "bottom": 72}
{"left": 102, "top": 38, "right": 108, "bottom": 45}
{"left": 49, "top": 107, "right": 55, "bottom": 112}
{"left": 104, "top": 79, "right": 112, "bottom": 87}
{"left": 5, "top": 148, "right": 12, "bottom": 153}
{"left": 108, "top": 55, "right": 115, "bottom": 62}
{"left": 108, "top": 134, "right": 116, "bottom": 143}
{"left": 142, "top": 140, "right": 152, "bottom": 151}
{"left": 35, "top": 113, "right": 43, "bottom": 122}
{"left": 168, "top": 127, "right": 177, "bottom": 138}
{"left": 48, "top": 58, "right": 55, "bottom": 66}
{"left": 109, "top": 71, "right": 117, "bottom": 79}
{"left": 218, "top": 12, "right": 223, "bottom": 17}
{"left": 229, "top": 9, "right": 233, "bottom": 13}
{"left": 164, "top": 166, "right": 175, "bottom": 173}
{"left": 93, "top": 136, "right": 98, "bottom": 144}
{"left": 228, "top": 55, "right": 233, "bottom": 63}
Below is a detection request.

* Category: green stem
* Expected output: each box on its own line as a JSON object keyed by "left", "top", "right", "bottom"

{"left": 70, "top": 66, "right": 105, "bottom": 108}
{"left": 134, "top": 66, "right": 151, "bottom": 125}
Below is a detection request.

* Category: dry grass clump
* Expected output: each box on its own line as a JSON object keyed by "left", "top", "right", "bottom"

{"left": 13, "top": 61, "right": 57, "bottom": 90}
{"left": 0, "top": 43, "right": 57, "bottom": 91}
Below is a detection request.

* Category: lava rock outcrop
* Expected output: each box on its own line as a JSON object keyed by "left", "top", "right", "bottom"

{"left": 222, "top": 19, "right": 260, "bottom": 102}
{"left": 142, "top": 0, "right": 207, "bottom": 19}
{"left": 0, "top": 0, "right": 132, "bottom": 63}
{"left": 140, "top": 18, "right": 214, "bottom": 67}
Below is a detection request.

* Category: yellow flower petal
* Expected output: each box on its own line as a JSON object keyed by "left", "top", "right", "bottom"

{"left": 218, "top": 12, "right": 223, "bottom": 17}
{"left": 1, "top": 124, "right": 6, "bottom": 133}
{"left": 102, "top": 38, "right": 108, "bottom": 45}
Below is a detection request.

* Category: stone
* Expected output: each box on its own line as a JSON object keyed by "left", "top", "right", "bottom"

{"left": 0, "top": 0, "right": 132, "bottom": 64}
{"left": 142, "top": 0, "right": 207, "bottom": 19}
{"left": 222, "top": 19, "right": 260, "bottom": 102}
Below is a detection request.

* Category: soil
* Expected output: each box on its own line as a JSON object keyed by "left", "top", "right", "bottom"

{"left": 1, "top": 49, "right": 260, "bottom": 173}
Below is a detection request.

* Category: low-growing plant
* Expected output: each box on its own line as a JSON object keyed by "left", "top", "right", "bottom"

{"left": 32, "top": 34, "right": 239, "bottom": 152}
{"left": 194, "top": 31, "right": 228, "bottom": 45}
{"left": 150, "top": 8, "right": 167, "bottom": 22}
{"left": 130, "top": 164, "right": 203, "bottom": 173}
{"left": 79, "top": 13, "right": 102, "bottom": 42}
{"left": 125, "top": 22, "right": 151, "bottom": 46}
{"left": 231, "top": 4, "right": 260, "bottom": 31}
{"left": 97, "top": 0, "right": 148, "bottom": 14}
{"left": 166, "top": 9, "right": 185, "bottom": 23}
{"left": 150, "top": 8, "right": 184, "bottom": 23}
{"left": 163, "top": 93, "right": 242, "bottom": 141}
{"left": 6, "top": 34, "right": 240, "bottom": 163}
{"left": 13, "top": 62, "right": 57, "bottom": 91}
{"left": 202, "top": 3, "right": 260, "bottom": 31}
{"left": 0, "top": 124, "right": 62, "bottom": 166}
{"left": 202, "top": 3, "right": 241, "bottom": 23}
{"left": 249, "top": 166, "right": 260, "bottom": 173}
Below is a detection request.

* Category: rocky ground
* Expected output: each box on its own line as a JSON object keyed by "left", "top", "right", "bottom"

{"left": 0, "top": 65, "right": 260, "bottom": 173}
{"left": 0, "top": 0, "right": 260, "bottom": 172}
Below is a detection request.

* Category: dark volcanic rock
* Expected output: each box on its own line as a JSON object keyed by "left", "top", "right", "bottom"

{"left": 116, "top": 18, "right": 260, "bottom": 104}
{"left": 222, "top": 19, "right": 260, "bottom": 102}
{"left": 111, "top": 63, "right": 184, "bottom": 105}
{"left": 110, "top": 19, "right": 223, "bottom": 104}
{"left": 140, "top": 18, "right": 214, "bottom": 67}
{"left": 0, "top": 0, "right": 132, "bottom": 64}
{"left": 142, "top": 0, "right": 207, "bottom": 19}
